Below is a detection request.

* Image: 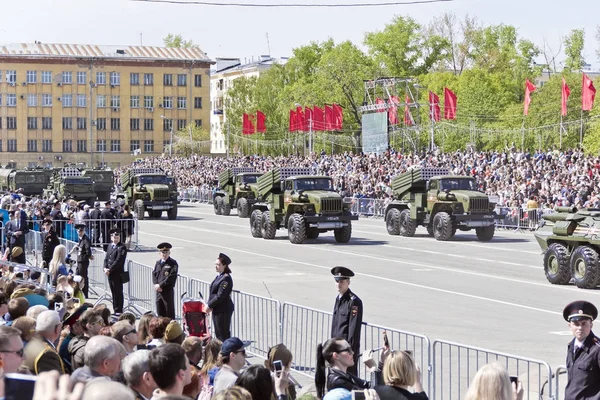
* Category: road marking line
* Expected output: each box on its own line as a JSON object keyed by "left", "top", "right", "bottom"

{"left": 549, "top": 331, "right": 572, "bottom": 336}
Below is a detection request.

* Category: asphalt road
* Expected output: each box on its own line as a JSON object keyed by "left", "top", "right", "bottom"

{"left": 128, "top": 202, "right": 597, "bottom": 371}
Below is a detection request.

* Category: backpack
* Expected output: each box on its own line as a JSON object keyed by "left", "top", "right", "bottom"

{"left": 197, "top": 373, "right": 214, "bottom": 400}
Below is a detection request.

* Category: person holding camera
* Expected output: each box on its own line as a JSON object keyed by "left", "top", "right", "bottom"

{"left": 71, "top": 224, "right": 93, "bottom": 298}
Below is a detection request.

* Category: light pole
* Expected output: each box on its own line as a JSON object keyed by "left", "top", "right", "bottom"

{"left": 160, "top": 115, "right": 173, "bottom": 156}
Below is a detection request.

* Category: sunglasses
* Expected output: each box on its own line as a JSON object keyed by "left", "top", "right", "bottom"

{"left": 0, "top": 348, "right": 24, "bottom": 357}
{"left": 338, "top": 347, "right": 354, "bottom": 355}
{"left": 235, "top": 349, "right": 247, "bottom": 356}
{"left": 126, "top": 328, "right": 137, "bottom": 335}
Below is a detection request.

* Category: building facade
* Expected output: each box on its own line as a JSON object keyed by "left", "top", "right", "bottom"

{"left": 0, "top": 43, "right": 213, "bottom": 168}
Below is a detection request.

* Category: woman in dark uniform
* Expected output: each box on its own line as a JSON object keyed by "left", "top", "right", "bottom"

{"left": 206, "top": 253, "right": 234, "bottom": 341}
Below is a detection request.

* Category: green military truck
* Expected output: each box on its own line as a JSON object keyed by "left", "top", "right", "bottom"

{"left": 0, "top": 167, "right": 54, "bottom": 196}
{"left": 213, "top": 167, "right": 262, "bottom": 218}
{"left": 249, "top": 167, "right": 358, "bottom": 244}
{"left": 385, "top": 167, "right": 497, "bottom": 241}
{"left": 43, "top": 167, "right": 97, "bottom": 204}
{"left": 81, "top": 168, "right": 114, "bottom": 201}
{"left": 117, "top": 168, "right": 178, "bottom": 220}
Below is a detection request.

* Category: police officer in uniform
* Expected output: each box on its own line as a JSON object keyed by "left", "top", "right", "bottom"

{"left": 564, "top": 300, "right": 600, "bottom": 400}
{"left": 103, "top": 228, "right": 128, "bottom": 315}
{"left": 72, "top": 224, "right": 93, "bottom": 298}
{"left": 330, "top": 266, "right": 363, "bottom": 376}
{"left": 206, "top": 253, "right": 234, "bottom": 341}
{"left": 152, "top": 242, "right": 178, "bottom": 319}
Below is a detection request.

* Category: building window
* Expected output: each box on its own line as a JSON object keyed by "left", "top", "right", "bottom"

{"left": 27, "top": 117, "right": 38, "bottom": 130}
{"left": 162, "top": 97, "right": 173, "bottom": 109}
{"left": 27, "top": 94, "right": 38, "bottom": 107}
{"left": 144, "top": 140, "right": 154, "bottom": 152}
{"left": 194, "top": 74, "right": 202, "bottom": 87}
{"left": 77, "top": 71, "right": 87, "bottom": 85}
{"left": 26, "top": 70, "right": 37, "bottom": 84}
{"left": 195, "top": 119, "right": 202, "bottom": 128}
{"left": 194, "top": 97, "right": 202, "bottom": 109}
{"left": 130, "top": 96, "right": 140, "bottom": 108}
{"left": 0, "top": 118, "right": 2, "bottom": 129}
{"left": 96, "top": 72, "right": 106, "bottom": 85}
{"left": 41, "top": 71, "right": 52, "bottom": 84}
{"left": 42, "top": 117, "right": 52, "bottom": 130}
{"left": 6, "top": 70, "right": 17, "bottom": 84}
{"left": 163, "top": 118, "right": 172, "bottom": 131}
{"left": 62, "top": 71, "right": 73, "bottom": 84}
{"left": 130, "top": 118, "right": 140, "bottom": 131}
{"left": 96, "top": 118, "right": 106, "bottom": 130}
{"left": 163, "top": 74, "right": 173, "bottom": 86}
{"left": 130, "top": 73, "right": 139, "bottom": 86}
{"left": 177, "top": 97, "right": 187, "bottom": 109}
{"left": 111, "top": 118, "right": 120, "bottom": 130}
{"left": 77, "top": 140, "right": 87, "bottom": 152}
{"left": 0, "top": 71, "right": 2, "bottom": 83}
{"left": 77, "top": 94, "right": 86, "bottom": 107}
{"left": 6, "top": 94, "right": 16, "bottom": 107}
{"left": 0, "top": 95, "right": 2, "bottom": 106}
{"left": 27, "top": 140, "right": 38, "bottom": 152}
{"left": 130, "top": 140, "right": 140, "bottom": 152}
{"left": 42, "top": 94, "right": 52, "bottom": 107}
{"left": 62, "top": 117, "right": 72, "bottom": 130}
{"left": 110, "top": 95, "right": 120, "bottom": 109}
{"left": 77, "top": 117, "right": 87, "bottom": 130}
{"left": 97, "top": 95, "right": 106, "bottom": 108}
{"left": 177, "top": 74, "right": 187, "bottom": 86}
{"left": 144, "top": 96, "right": 154, "bottom": 109}
{"left": 144, "top": 73, "right": 154, "bottom": 86}
{"left": 144, "top": 119, "right": 154, "bottom": 131}
{"left": 177, "top": 119, "right": 186, "bottom": 130}
{"left": 7, "top": 117, "right": 16, "bottom": 129}
{"left": 111, "top": 140, "right": 121, "bottom": 152}
{"left": 62, "top": 94, "right": 72, "bottom": 107}
{"left": 97, "top": 140, "right": 106, "bottom": 152}
{"left": 7, "top": 139, "right": 17, "bottom": 152}
{"left": 63, "top": 140, "right": 73, "bottom": 153}
{"left": 110, "top": 72, "right": 120, "bottom": 86}
{"left": 163, "top": 140, "right": 170, "bottom": 152}
{"left": 42, "top": 140, "right": 52, "bottom": 152}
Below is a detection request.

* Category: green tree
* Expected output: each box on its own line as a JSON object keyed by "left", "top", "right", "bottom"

{"left": 426, "top": 13, "right": 479, "bottom": 74}
{"left": 173, "top": 123, "right": 210, "bottom": 156}
{"left": 564, "top": 29, "right": 586, "bottom": 71}
{"left": 163, "top": 34, "right": 198, "bottom": 49}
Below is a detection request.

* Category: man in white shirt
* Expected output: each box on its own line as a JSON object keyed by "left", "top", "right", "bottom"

{"left": 213, "top": 337, "right": 250, "bottom": 394}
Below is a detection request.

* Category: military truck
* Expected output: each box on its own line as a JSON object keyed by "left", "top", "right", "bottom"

{"left": 534, "top": 206, "right": 600, "bottom": 289}
{"left": 0, "top": 167, "right": 54, "bottom": 196}
{"left": 213, "top": 167, "right": 262, "bottom": 218}
{"left": 118, "top": 168, "right": 178, "bottom": 220}
{"left": 249, "top": 167, "right": 357, "bottom": 244}
{"left": 81, "top": 168, "right": 114, "bottom": 200}
{"left": 43, "top": 167, "right": 97, "bottom": 204}
{"left": 384, "top": 167, "right": 497, "bottom": 241}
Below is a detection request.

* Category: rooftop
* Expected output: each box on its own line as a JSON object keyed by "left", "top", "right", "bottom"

{"left": 213, "top": 55, "right": 288, "bottom": 74}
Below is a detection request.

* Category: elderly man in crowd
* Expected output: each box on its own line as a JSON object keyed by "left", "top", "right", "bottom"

{"left": 122, "top": 350, "right": 158, "bottom": 400}
{"left": 71, "top": 335, "right": 126, "bottom": 384}
{"left": 23, "top": 310, "right": 66, "bottom": 374}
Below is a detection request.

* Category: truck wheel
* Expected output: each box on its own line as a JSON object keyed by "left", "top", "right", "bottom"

{"left": 386, "top": 209, "right": 401, "bottom": 235}
{"left": 288, "top": 213, "right": 307, "bottom": 244}
{"left": 426, "top": 225, "right": 434, "bottom": 236}
{"left": 544, "top": 243, "right": 571, "bottom": 285}
{"left": 571, "top": 246, "right": 600, "bottom": 289}
{"left": 167, "top": 205, "right": 178, "bottom": 220}
{"left": 135, "top": 200, "right": 145, "bottom": 220}
{"left": 250, "top": 210, "right": 263, "bottom": 238}
{"left": 222, "top": 200, "right": 231, "bottom": 216}
{"left": 399, "top": 209, "right": 416, "bottom": 237}
{"left": 214, "top": 197, "right": 223, "bottom": 215}
{"left": 238, "top": 198, "right": 249, "bottom": 218}
{"left": 307, "top": 228, "right": 319, "bottom": 239}
{"left": 475, "top": 226, "right": 495, "bottom": 241}
{"left": 334, "top": 222, "right": 352, "bottom": 243}
{"left": 261, "top": 211, "right": 277, "bottom": 240}
{"left": 433, "top": 212, "right": 453, "bottom": 241}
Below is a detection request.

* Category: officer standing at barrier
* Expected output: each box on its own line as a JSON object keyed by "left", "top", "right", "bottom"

{"left": 206, "top": 253, "right": 234, "bottom": 341}
{"left": 89, "top": 201, "right": 102, "bottom": 245}
{"left": 153, "top": 242, "right": 178, "bottom": 319}
{"left": 42, "top": 219, "right": 60, "bottom": 268}
{"left": 103, "top": 228, "right": 128, "bottom": 315}
{"left": 330, "top": 266, "right": 363, "bottom": 376}
{"left": 100, "top": 201, "right": 115, "bottom": 251}
{"left": 564, "top": 300, "right": 600, "bottom": 400}
{"left": 73, "top": 223, "right": 93, "bottom": 298}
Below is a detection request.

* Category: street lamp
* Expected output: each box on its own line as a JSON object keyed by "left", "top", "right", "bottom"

{"left": 160, "top": 115, "right": 174, "bottom": 156}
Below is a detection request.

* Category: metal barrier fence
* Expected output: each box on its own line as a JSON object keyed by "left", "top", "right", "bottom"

{"left": 554, "top": 365, "right": 567, "bottom": 400}
{"left": 179, "top": 188, "right": 214, "bottom": 204}
{"left": 127, "top": 261, "right": 157, "bottom": 316}
{"left": 432, "top": 340, "right": 553, "bottom": 400}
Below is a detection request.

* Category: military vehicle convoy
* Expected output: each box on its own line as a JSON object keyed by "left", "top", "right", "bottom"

{"left": 116, "top": 168, "right": 178, "bottom": 220}
{"left": 249, "top": 167, "right": 357, "bottom": 244}
{"left": 213, "top": 167, "right": 262, "bottom": 218}
{"left": 0, "top": 167, "right": 53, "bottom": 196}
{"left": 534, "top": 206, "right": 600, "bottom": 289}
{"left": 81, "top": 168, "right": 114, "bottom": 200}
{"left": 43, "top": 167, "right": 97, "bottom": 204}
{"left": 385, "top": 167, "right": 498, "bottom": 241}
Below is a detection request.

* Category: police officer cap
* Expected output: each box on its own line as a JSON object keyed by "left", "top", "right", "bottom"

{"left": 74, "top": 224, "right": 86, "bottom": 230}
{"left": 94, "top": 201, "right": 101, "bottom": 208}
{"left": 157, "top": 242, "right": 172, "bottom": 251}
{"left": 563, "top": 300, "right": 598, "bottom": 322}
{"left": 219, "top": 253, "right": 232, "bottom": 266}
{"left": 331, "top": 266, "right": 355, "bottom": 279}
{"left": 105, "top": 201, "right": 113, "bottom": 206}
{"left": 109, "top": 228, "right": 121, "bottom": 236}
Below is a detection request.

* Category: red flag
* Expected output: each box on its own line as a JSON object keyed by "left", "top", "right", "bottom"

{"left": 404, "top": 95, "right": 413, "bottom": 126}
{"left": 376, "top": 98, "right": 386, "bottom": 113}
{"left": 313, "top": 106, "right": 324, "bottom": 131}
{"left": 582, "top": 73, "right": 596, "bottom": 111}
{"left": 524, "top": 79, "right": 536, "bottom": 116}
{"left": 561, "top": 78, "right": 571, "bottom": 117}
{"left": 242, "top": 113, "right": 249, "bottom": 135}
{"left": 429, "top": 91, "right": 440, "bottom": 122}
{"left": 289, "top": 110, "right": 297, "bottom": 132}
{"left": 332, "top": 104, "right": 343, "bottom": 130}
{"left": 248, "top": 114, "right": 256, "bottom": 134}
{"left": 389, "top": 96, "right": 399, "bottom": 125}
{"left": 256, "top": 110, "right": 266, "bottom": 133}
{"left": 296, "top": 106, "right": 305, "bottom": 132}
{"left": 324, "top": 105, "right": 333, "bottom": 131}
{"left": 304, "top": 106, "right": 313, "bottom": 131}
{"left": 443, "top": 88, "right": 457, "bottom": 120}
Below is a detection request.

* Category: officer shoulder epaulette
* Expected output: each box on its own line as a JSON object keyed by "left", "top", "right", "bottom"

{"left": 593, "top": 337, "right": 600, "bottom": 347}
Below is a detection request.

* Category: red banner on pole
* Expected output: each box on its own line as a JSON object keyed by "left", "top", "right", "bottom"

{"left": 332, "top": 104, "right": 343, "bottom": 130}
{"left": 404, "top": 96, "right": 412, "bottom": 126}
{"left": 376, "top": 98, "right": 386, "bottom": 113}
{"left": 289, "top": 110, "right": 297, "bottom": 132}
{"left": 242, "top": 113, "right": 249, "bottom": 135}
{"left": 561, "top": 78, "right": 571, "bottom": 117}
{"left": 313, "top": 106, "right": 325, "bottom": 131}
{"left": 389, "top": 96, "right": 399, "bottom": 125}
{"left": 296, "top": 106, "right": 305, "bottom": 132}
{"left": 582, "top": 73, "right": 596, "bottom": 111}
{"left": 256, "top": 110, "right": 266, "bottom": 133}
{"left": 324, "top": 105, "right": 333, "bottom": 131}
{"left": 304, "top": 106, "right": 313, "bottom": 131}
{"left": 443, "top": 88, "right": 457, "bottom": 120}
{"left": 524, "top": 79, "right": 536, "bottom": 115}
{"left": 429, "top": 91, "right": 440, "bottom": 122}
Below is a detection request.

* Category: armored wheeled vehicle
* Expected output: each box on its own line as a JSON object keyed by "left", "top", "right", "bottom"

{"left": 213, "top": 168, "right": 262, "bottom": 218}
{"left": 43, "top": 167, "right": 97, "bottom": 204}
{"left": 117, "top": 168, "right": 178, "bottom": 220}
{"left": 81, "top": 168, "right": 114, "bottom": 201}
{"left": 0, "top": 167, "right": 54, "bottom": 196}
{"left": 385, "top": 167, "right": 498, "bottom": 241}
{"left": 534, "top": 206, "right": 600, "bottom": 289}
{"left": 249, "top": 167, "right": 357, "bottom": 244}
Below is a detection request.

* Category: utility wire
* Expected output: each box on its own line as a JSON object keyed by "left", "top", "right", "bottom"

{"left": 131, "top": 0, "right": 453, "bottom": 7}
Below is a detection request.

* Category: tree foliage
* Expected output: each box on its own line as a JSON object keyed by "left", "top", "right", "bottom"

{"left": 163, "top": 34, "right": 198, "bottom": 49}
{"left": 563, "top": 29, "right": 586, "bottom": 72}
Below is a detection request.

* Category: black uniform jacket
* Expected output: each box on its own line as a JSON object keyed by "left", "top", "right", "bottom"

{"left": 103, "top": 242, "right": 128, "bottom": 276}
{"left": 331, "top": 289, "right": 363, "bottom": 351}
{"left": 566, "top": 332, "right": 600, "bottom": 400}
{"left": 42, "top": 229, "right": 60, "bottom": 260}
{"left": 207, "top": 273, "right": 234, "bottom": 313}
{"left": 77, "top": 233, "right": 93, "bottom": 263}
{"left": 327, "top": 368, "right": 370, "bottom": 392}
{"left": 5, "top": 219, "right": 26, "bottom": 248}
{"left": 374, "top": 386, "right": 429, "bottom": 400}
{"left": 152, "top": 257, "right": 178, "bottom": 291}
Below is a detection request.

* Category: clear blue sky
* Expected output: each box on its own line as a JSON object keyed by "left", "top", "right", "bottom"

{"left": 1, "top": 0, "right": 598, "bottom": 67}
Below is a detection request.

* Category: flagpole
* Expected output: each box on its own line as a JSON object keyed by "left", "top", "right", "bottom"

{"left": 521, "top": 116, "right": 525, "bottom": 151}
{"left": 559, "top": 114, "right": 563, "bottom": 149}
{"left": 309, "top": 115, "right": 313, "bottom": 155}
{"left": 580, "top": 109, "right": 584, "bottom": 146}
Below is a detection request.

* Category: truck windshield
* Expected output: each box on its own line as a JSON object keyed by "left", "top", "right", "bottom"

{"left": 64, "top": 178, "right": 92, "bottom": 185}
{"left": 294, "top": 178, "right": 333, "bottom": 191}
{"left": 242, "top": 175, "right": 259, "bottom": 184}
{"left": 440, "top": 178, "right": 477, "bottom": 191}
{"left": 138, "top": 175, "right": 168, "bottom": 185}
